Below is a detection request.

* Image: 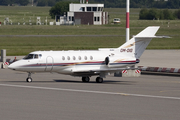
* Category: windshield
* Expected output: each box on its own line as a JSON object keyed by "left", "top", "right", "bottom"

{"left": 24, "top": 54, "right": 34, "bottom": 59}
{"left": 23, "top": 54, "right": 42, "bottom": 60}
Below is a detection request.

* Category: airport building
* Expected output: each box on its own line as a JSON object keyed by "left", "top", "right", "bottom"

{"left": 67, "top": 1, "right": 108, "bottom": 25}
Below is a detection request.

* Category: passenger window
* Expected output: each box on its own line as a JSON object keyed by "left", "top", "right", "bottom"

{"left": 67, "top": 56, "right": 70, "bottom": 60}
{"left": 90, "top": 56, "right": 93, "bottom": 60}
{"left": 73, "top": 56, "right": 76, "bottom": 60}
{"left": 84, "top": 56, "right": 87, "bottom": 60}
{"left": 62, "top": 56, "right": 65, "bottom": 60}
{"left": 78, "top": 56, "right": 81, "bottom": 60}
{"left": 39, "top": 54, "right": 42, "bottom": 58}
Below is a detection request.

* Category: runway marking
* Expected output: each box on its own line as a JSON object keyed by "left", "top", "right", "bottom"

{"left": 0, "top": 83, "right": 180, "bottom": 100}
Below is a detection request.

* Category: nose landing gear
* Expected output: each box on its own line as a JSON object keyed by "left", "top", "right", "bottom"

{"left": 26, "top": 72, "right": 32, "bottom": 83}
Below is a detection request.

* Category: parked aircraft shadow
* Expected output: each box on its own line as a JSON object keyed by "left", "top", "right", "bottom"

{"left": 54, "top": 79, "right": 136, "bottom": 85}
{"left": 2, "top": 79, "right": 136, "bottom": 85}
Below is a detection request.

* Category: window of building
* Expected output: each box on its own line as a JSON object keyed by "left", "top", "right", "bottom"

{"left": 98, "top": 7, "right": 101, "bottom": 11}
{"left": 87, "top": 7, "right": 91, "bottom": 11}
{"left": 69, "top": 16, "right": 74, "bottom": 21}
{"left": 72, "top": 17, "right": 74, "bottom": 21}
{"left": 100, "top": 7, "right": 103, "bottom": 11}
{"left": 94, "top": 17, "right": 100, "bottom": 22}
{"left": 82, "top": 7, "right": 85, "bottom": 12}
{"left": 93, "top": 7, "right": 97, "bottom": 11}
{"left": 94, "top": 17, "right": 97, "bottom": 21}
{"left": 97, "top": 17, "right": 100, "bottom": 21}
{"left": 69, "top": 16, "right": 71, "bottom": 21}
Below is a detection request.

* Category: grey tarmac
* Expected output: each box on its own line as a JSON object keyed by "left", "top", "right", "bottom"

{"left": 0, "top": 68, "right": 180, "bottom": 120}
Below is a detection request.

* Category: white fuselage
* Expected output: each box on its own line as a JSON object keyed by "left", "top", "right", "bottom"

{"left": 8, "top": 49, "right": 137, "bottom": 77}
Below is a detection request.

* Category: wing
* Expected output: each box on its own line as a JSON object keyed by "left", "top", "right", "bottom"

{"left": 71, "top": 67, "right": 135, "bottom": 76}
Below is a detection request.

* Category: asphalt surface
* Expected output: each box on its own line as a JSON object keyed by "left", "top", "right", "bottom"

{"left": 0, "top": 68, "right": 180, "bottom": 120}
{"left": 139, "top": 50, "right": 180, "bottom": 68}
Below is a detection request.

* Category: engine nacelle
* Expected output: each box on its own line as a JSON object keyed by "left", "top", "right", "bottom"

{"left": 104, "top": 57, "right": 136, "bottom": 68}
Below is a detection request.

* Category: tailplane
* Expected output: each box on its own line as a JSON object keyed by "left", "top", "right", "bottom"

{"left": 118, "top": 26, "right": 160, "bottom": 59}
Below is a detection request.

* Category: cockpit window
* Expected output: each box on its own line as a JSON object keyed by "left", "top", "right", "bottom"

{"left": 24, "top": 54, "right": 34, "bottom": 59}
{"left": 23, "top": 54, "right": 41, "bottom": 60}
{"left": 34, "top": 54, "right": 38, "bottom": 59}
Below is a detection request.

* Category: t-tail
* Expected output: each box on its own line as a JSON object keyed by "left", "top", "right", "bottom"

{"left": 118, "top": 26, "right": 160, "bottom": 59}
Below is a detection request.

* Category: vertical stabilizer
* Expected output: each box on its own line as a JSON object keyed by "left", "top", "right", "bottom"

{"left": 118, "top": 26, "right": 160, "bottom": 59}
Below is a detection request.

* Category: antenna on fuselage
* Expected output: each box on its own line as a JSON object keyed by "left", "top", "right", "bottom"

{"left": 126, "top": 0, "right": 130, "bottom": 42}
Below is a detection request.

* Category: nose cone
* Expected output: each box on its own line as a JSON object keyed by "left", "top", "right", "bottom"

{"left": 8, "top": 63, "right": 17, "bottom": 70}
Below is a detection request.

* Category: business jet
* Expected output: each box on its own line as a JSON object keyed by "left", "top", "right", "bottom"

{"left": 8, "top": 26, "right": 160, "bottom": 83}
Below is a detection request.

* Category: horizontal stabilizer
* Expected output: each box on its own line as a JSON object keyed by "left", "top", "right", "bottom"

{"left": 135, "top": 26, "right": 160, "bottom": 37}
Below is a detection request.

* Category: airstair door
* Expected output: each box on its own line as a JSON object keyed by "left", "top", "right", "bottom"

{"left": 45, "top": 56, "right": 54, "bottom": 71}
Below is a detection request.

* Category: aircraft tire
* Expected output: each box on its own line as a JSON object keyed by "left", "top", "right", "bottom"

{"left": 82, "top": 77, "right": 90, "bottom": 82}
{"left": 26, "top": 77, "right": 32, "bottom": 83}
{"left": 96, "top": 77, "right": 103, "bottom": 83}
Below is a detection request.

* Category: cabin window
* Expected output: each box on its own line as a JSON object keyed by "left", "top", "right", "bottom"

{"left": 67, "top": 56, "right": 70, "bottom": 60}
{"left": 78, "top": 56, "right": 81, "bottom": 60}
{"left": 73, "top": 56, "right": 76, "bottom": 60}
{"left": 84, "top": 56, "right": 87, "bottom": 60}
{"left": 62, "top": 56, "right": 65, "bottom": 60}
{"left": 39, "top": 54, "right": 42, "bottom": 58}
{"left": 90, "top": 56, "right": 93, "bottom": 60}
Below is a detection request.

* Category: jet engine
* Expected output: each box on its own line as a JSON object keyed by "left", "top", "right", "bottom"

{"left": 104, "top": 56, "right": 136, "bottom": 68}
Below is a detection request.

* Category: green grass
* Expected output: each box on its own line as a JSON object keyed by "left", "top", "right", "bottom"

{"left": 0, "top": 6, "right": 52, "bottom": 24}
{"left": 0, "top": 6, "right": 180, "bottom": 55}
{"left": 0, "top": 36, "right": 125, "bottom": 55}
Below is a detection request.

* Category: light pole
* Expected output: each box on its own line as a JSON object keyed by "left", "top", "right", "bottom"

{"left": 126, "top": 0, "right": 130, "bottom": 42}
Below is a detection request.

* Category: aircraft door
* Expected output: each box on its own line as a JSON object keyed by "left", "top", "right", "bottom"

{"left": 45, "top": 56, "right": 54, "bottom": 71}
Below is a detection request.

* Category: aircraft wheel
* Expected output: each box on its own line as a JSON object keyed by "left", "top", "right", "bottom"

{"left": 96, "top": 77, "right": 103, "bottom": 83}
{"left": 82, "top": 77, "right": 90, "bottom": 82}
{"left": 26, "top": 77, "right": 32, "bottom": 83}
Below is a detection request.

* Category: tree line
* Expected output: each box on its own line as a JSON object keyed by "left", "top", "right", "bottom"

{"left": 0, "top": 0, "right": 76, "bottom": 6}
{"left": 0, "top": 0, "right": 180, "bottom": 9}
{"left": 139, "top": 8, "right": 180, "bottom": 20}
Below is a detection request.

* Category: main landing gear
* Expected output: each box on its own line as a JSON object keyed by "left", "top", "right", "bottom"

{"left": 96, "top": 77, "right": 103, "bottom": 83}
{"left": 82, "top": 77, "right": 90, "bottom": 82}
{"left": 82, "top": 77, "right": 103, "bottom": 83}
{"left": 26, "top": 72, "right": 32, "bottom": 83}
